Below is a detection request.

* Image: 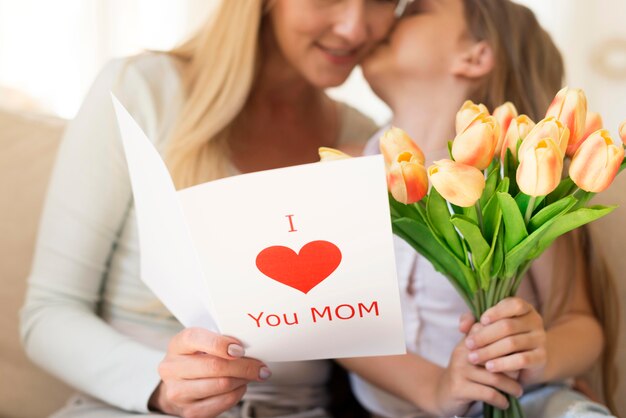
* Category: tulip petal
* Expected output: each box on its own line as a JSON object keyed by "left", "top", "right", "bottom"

{"left": 428, "top": 159, "right": 486, "bottom": 207}
{"left": 380, "top": 127, "right": 425, "bottom": 165}
{"left": 318, "top": 147, "right": 351, "bottom": 162}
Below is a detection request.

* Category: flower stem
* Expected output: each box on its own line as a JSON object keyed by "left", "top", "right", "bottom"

{"left": 475, "top": 200, "right": 484, "bottom": 234}
{"left": 524, "top": 196, "right": 536, "bottom": 225}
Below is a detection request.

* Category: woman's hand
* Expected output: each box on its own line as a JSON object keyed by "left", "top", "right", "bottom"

{"left": 149, "top": 328, "right": 271, "bottom": 418}
{"left": 434, "top": 337, "right": 523, "bottom": 417}
{"left": 464, "top": 297, "right": 547, "bottom": 385}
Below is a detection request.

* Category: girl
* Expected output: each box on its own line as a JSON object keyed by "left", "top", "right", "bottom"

{"left": 344, "top": 0, "right": 619, "bottom": 416}
{"left": 19, "top": 1, "right": 408, "bottom": 417}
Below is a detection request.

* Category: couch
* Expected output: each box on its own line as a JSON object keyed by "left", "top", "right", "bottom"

{"left": 0, "top": 106, "right": 625, "bottom": 418}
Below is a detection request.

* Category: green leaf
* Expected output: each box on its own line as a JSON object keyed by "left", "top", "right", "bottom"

{"left": 528, "top": 196, "right": 577, "bottom": 233}
{"left": 545, "top": 177, "right": 575, "bottom": 205}
{"left": 482, "top": 178, "right": 509, "bottom": 243}
{"left": 528, "top": 205, "right": 617, "bottom": 259}
{"left": 480, "top": 162, "right": 500, "bottom": 208}
{"left": 450, "top": 215, "right": 490, "bottom": 266}
{"left": 490, "top": 226, "right": 505, "bottom": 278}
{"left": 393, "top": 217, "right": 478, "bottom": 295}
{"left": 389, "top": 194, "right": 423, "bottom": 221}
{"left": 503, "top": 201, "right": 581, "bottom": 277}
{"left": 515, "top": 193, "right": 544, "bottom": 220}
{"left": 427, "top": 187, "right": 465, "bottom": 260}
{"left": 497, "top": 192, "right": 528, "bottom": 252}
{"left": 447, "top": 141, "right": 454, "bottom": 160}
{"left": 463, "top": 204, "right": 479, "bottom": 225}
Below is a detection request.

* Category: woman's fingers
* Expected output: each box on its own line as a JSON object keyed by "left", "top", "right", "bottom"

{"left": 483, "top": 349, "right": 547, "bottom": 373}
{"left": 468, "top": 332, "right": 542, "bottom": 365}
{"left": 164, "top": 377, "right": 248, "bottom": 403}
{"left": 169, "top": 328, "right": 244, "bottom": 359}
{"left": 480, "top": 297, "right": 532, "bottom": 325}
{"left": 159, "top": 354, "right": 270, "bottom": 381}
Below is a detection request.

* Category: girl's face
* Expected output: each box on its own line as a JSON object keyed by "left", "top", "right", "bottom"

{"left": 362, "top": 0, "right": 472, "bottom": 98}
{"left": 268, "top": 0, "right": 400, "bottom": 88}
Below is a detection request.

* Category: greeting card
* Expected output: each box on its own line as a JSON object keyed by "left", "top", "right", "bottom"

{"left": 112, "top": 95, "right": 405, "bottom": 361}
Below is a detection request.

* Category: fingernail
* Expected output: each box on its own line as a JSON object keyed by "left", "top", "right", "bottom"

{"left": 468, "top": 352, "right": 479, "bottom": 363}
{"left": 486, "top": 361, "right": 495, "bottom": 371}
{"left": 227, "top": 344, "right": 245, "bottom": 358}
{"left": 481, "top": 315, "right": 491, "bottom": 325}
{"left": 259, "top": 366, "right": 272, "bottom": 380}
{"left": 465, "top": 338, "right": 475, "bottom": 349}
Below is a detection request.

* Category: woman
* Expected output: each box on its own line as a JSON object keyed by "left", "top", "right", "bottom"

{"left": 19, "top": 1, "right": 407, "bottom": 417}
{"left": 343, "top": 0, "right": 619, "bottom": 416}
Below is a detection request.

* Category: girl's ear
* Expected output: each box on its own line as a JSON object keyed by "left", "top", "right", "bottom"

{"left": 450, "top": 40, "right": 495, "bottom": 79}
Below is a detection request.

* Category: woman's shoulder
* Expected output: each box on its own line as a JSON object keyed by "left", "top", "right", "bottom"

{"left": 336, "top": 101, "right": 380, "bottom": 153}
{"left": 96, "top": 53, "right": 184, "bottom": 143}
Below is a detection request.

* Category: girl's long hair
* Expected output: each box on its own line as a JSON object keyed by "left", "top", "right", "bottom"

{"left": 463, "top": 0, "right": 618, "bottom": 412}
{"left": 165, "top": 1, "right": 265, "bottom": 189}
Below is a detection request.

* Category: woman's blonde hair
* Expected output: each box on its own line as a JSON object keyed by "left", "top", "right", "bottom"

{"left": 165, "top": 1, "right": 265, "bottom": 189}
{"left": 463, "top": 0, "right": 618, "bottom": 411}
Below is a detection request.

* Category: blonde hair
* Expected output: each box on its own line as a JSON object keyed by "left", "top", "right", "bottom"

{"left": 165, "top": 1, "right": 265, "bottom": 189}
{"left": 462, "top": 1, "right": 618, "bottom": 410}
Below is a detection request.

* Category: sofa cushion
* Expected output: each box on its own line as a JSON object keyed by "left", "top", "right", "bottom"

{"left": 0, "top": 108, "right": 72, "bottom": 418}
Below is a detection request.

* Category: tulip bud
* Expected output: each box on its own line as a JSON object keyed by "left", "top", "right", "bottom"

{"left": 518, "top": 117, "right": 569, "bottom": 159}
{"left": 428, "top": 159, "right": 485, "bottom": 207}
{"left": 545, "top": 87, "right": 588, "bottom": 157}
{"left": 619, "top": 120, "right": 626, "bottom": 146}
{"left": 380, "top": 127, "right": 425, "bottom": 166}
{"left": 456, "top": 100, "right": 489, "bottom": 134}
{"left": 493, "top": 102, "right": 518, "bottom": 155}
{"left": 500, "top": 115, "right": 535, "bottom": 160}
{"left": 569, "top": 130, "right": 625, "bottom": 193}
{"left": 387, "top": 152, "right": 429, "bottom": 204}
{"left": 318, "top": 147, "right": 351, "bottom": 162}
{"left": 451, "top": 114, "right": 498, "bottom": 170}
{"left": 516, "top": 137, "right": 563, "bottom": 196}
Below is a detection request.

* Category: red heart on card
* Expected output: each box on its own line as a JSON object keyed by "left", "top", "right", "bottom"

{"left": 255, "top": 240, "right": 342, "bottom": 294}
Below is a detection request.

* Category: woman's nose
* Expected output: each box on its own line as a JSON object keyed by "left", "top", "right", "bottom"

{"left": 332, "top": 0, "right": 368, "bottom": 45}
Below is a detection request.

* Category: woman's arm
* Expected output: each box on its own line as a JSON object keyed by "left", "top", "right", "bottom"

{"left": 20, "top": 58, "right": 169, "bottom": 412}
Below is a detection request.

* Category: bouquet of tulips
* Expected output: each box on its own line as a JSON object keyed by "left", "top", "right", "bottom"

{"left": 381, "top": 88, "right": 625, "bottom": 418}
{"left": 320, "top": 87, "right": 626, "bottom": 418}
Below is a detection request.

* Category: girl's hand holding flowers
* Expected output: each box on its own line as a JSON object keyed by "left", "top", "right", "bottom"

{"left": 464, "top": 297, "right": 547, "bottom": 386}
{"left": 434, "top": 336, "right": 524, "bottom": 417}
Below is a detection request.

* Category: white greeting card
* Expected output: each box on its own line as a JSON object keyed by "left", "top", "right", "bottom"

{"left": 112, "top": 94, "right": 405, "bottom": 361}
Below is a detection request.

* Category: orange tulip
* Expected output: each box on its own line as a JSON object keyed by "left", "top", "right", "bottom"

{"left": 451, "top": 114, "right": 499, "bottom": 170}
{"left": 619, "top": 120, "right": 626, "bottom": 146}
{"left": 569, "top": 130, "right": 625, "bottom": 193}
{"left": 545, "top": 87, "right": 588, "bottom": 157}
{"left": 516, "top": 136, "right": 563, "bottom": 196}
{"left": 493, "top": 102, "right": 518, "bottom": 155}
{"left": 387, "top": 152, "right": 429, "bottom": 204}
{"left": 380, "top": 127, "right": 425, "bottom": 166}
{"left": 428, "top": 159, "right": 485, "bottom": 207}
{"left": 500, "top": 115, "right": 535, "bottom": 159}
{"left": 518, "top": 117, "right": 569, "bottom": 159}
{"left": 318, "top": 147, "right": 351, "bottom": 162}
{"left": 456, "top": 100, "right": 489, "bottom": 134}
